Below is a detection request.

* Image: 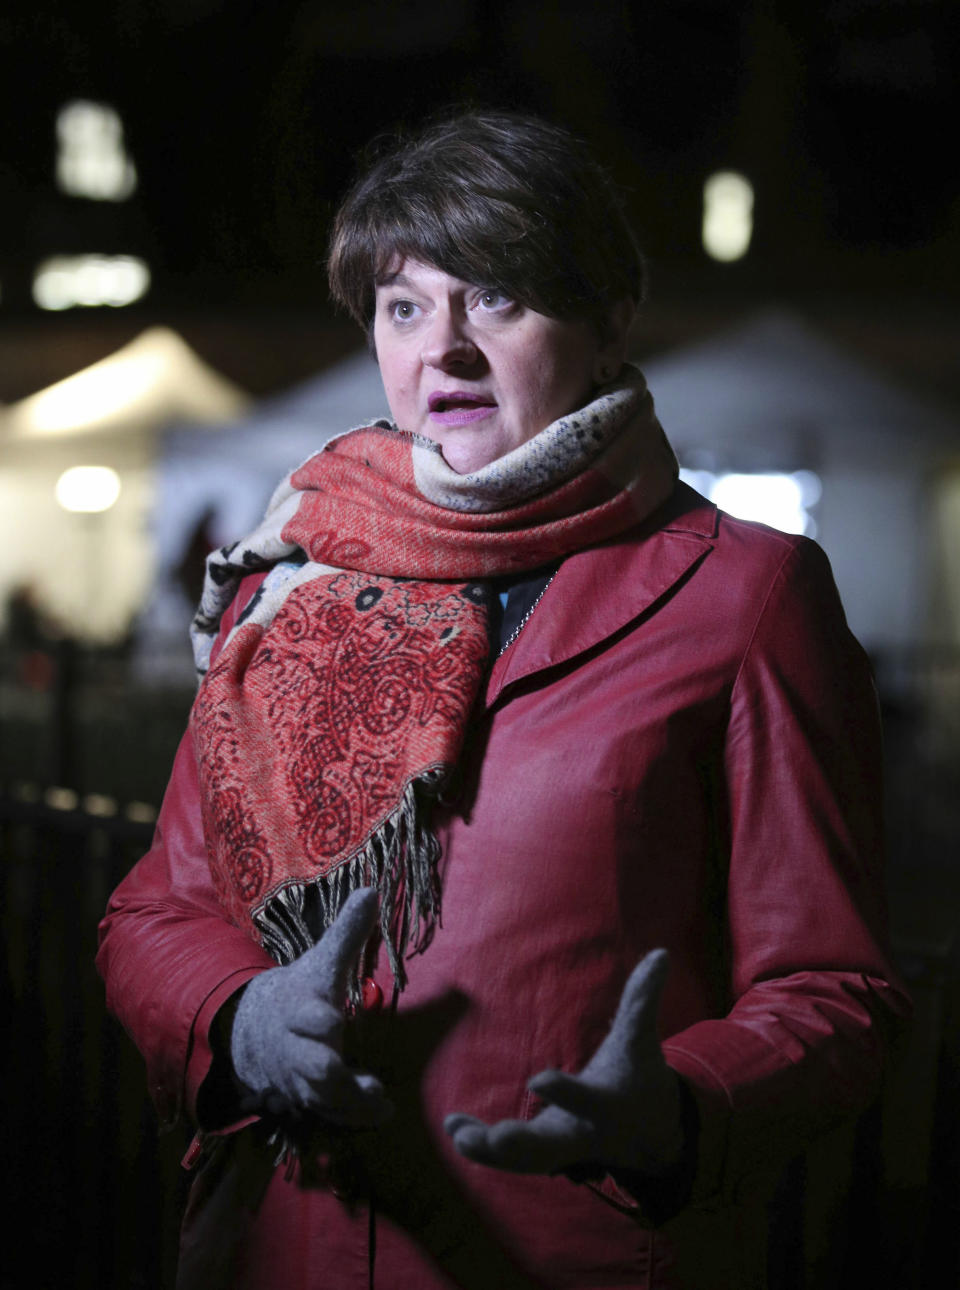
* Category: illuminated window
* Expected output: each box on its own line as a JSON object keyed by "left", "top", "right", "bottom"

{"left": 55, "top": 466, "right": 122, "bottom": 514}
{"left": 56, "top": 100, "right": 137, "bottom": 201}
{"left": 33, "top": 255, "right": 150, "bottom": 310}
{"left": 680, "top": 469, "right": 821, "bottom": 536}
{"left": 702, "top": 171, "right": 753, "bottom": 262}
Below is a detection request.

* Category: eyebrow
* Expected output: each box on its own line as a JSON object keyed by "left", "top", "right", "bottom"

{"left": 374, "top": 271, "right": 413, "bottom": 290}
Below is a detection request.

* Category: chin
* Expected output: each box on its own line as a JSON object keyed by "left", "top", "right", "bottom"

{"left": 444, "top": 450, "right": 496, "bottom": 475}
{"left": 440, "top": 433, "right": 518, "bottom": 475}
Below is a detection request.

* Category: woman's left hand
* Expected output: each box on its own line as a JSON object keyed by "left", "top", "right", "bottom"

{"left": 443, "top": 949, "right": 685, "bottom": 1178}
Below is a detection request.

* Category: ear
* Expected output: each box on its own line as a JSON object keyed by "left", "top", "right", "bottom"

{"left": 592, "top": 297, "right": 636, "bottom": 384}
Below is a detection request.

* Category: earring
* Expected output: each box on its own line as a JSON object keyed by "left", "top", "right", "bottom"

{"left": 597, "top": 363, "right": 612, "bottom": 383}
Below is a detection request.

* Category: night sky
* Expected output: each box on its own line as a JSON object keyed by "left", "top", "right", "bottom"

{"left": 3, "top": 0, "right": 958, "bottom": 318}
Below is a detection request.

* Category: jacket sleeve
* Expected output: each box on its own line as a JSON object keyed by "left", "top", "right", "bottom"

{"left": 96, "top": 575, "right": 274, "bottom": 1130}
{"left": 661, "top": 536, "right": 911, "bottom": 1207}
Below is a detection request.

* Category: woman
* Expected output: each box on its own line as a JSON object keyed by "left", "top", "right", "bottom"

{"left": 98, "top": 111, "right": 908, "bottom": 1290}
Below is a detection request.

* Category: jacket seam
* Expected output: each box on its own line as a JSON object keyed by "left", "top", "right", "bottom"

{"left": 728, "top": 538, "right": 803, "bottom": 704}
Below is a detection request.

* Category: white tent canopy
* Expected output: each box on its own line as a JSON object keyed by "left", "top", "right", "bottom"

{"left": 642, "top": 310, "right": 959, "bottom": 649}
{"left": 0, "top": 328, "right": 251, "bottom": 645}
{"left": 0, "top": 326, "right": 249, "bottom": 441}
{"left": 643, "top": 309, "right": 956, "bottom": 470}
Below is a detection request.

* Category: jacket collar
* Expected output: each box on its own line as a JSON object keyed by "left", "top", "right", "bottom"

{"left": 485, "top": 484, "right": 717, "bottom": 706}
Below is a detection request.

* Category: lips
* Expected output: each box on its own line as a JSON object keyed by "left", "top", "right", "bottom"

{"left": 428, "top": 389, "right": 498, "bottom": 427}
{"left": 428, "top": 390, "right": 496, "bottom": 413}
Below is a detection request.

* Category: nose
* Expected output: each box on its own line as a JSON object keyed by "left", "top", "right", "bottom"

{"left": 420, "top": 309, "right": 478, "bottom": 370}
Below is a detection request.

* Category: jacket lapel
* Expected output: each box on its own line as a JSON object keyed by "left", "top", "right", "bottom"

{"left": 485, "top": 485, "right": 718, "bottom": 707}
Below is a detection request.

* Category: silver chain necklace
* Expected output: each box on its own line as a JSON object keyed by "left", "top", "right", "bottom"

{"left": 497, "top": 573, "right": 556, "bottom": 657}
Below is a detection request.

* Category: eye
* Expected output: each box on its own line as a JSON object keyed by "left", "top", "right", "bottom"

{"left": 475, "top": 288, "right": 513, "bottom": 312}
{"left": 388, "top": 298, "right": 418, "bottom": 322}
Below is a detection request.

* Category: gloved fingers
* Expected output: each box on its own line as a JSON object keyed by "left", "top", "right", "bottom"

{"left": 444, "top": 1111, "right": 483, "bottom": 1140}
{"left": 527, "top": 1068, "right": 607, "bottom": 1120}
{"left": 286, "top": 1034, "right": 356, "bottom": 1091}
{"left": 310, "top": 888, "right": 380, "bottom": 996}
{"left": 444, "top": 1110, "right": 588, "bottom": 1175}
{"left": 306, "top": 1067, "right": 393, "bottom": 1128}
{"left": 244, "top": 1041, "right": 392, "bottom": 1126}
{"left": 597, "top": 948, "right": 670, "bottom": 1063}
{"left": 285, "top": 1046, "right": 391, "bottom": 1123}
{"left": 445, "top": 1112, "right": 524, "bottom": 1168}
{"left": 289, "top": 997, "right": 345, "bottom": 1046}
{"left": 528, "top": 1065, "right": 684, "bottom": 1173}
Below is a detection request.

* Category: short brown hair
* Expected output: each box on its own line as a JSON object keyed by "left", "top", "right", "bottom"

{"left": 327, "top": 110, "right": 645, "bottom": 331}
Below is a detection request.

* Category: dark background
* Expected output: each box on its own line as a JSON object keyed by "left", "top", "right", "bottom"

{"left": 2, "top": 0, "right": 958, "bottom": 402}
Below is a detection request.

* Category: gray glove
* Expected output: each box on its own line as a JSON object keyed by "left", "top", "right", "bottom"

{"left": 444, "top": 949, "right": 683, "bottom": 1177}
{"left": 230, "top": 887, "right": 391, "bottom": 1126}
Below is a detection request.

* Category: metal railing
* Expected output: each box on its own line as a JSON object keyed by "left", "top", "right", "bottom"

{"left": 1, "top": 784, "right": 188, "bottom": 1290}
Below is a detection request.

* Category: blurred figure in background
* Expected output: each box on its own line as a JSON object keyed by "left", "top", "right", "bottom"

{"left": 5, "top": 581, "right": 62, "bottom": 691}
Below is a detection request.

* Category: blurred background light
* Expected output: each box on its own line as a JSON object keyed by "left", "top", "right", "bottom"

{"left": 32, "top": 255, "right": 151, "bottom": 311}
{"left": 702, "top": 171, "right": 754, "bottom": 262}
{"left": 54, "top": 465, "right": 122, "bottom": 513}
{"left": 55, "top": 100, "right": 137, "bottom": 201}
{"left": 680, "top": 468, "right": 821, "bottom": 536}
{"left": 22, "top": 347, "right": 165, "bottom": 433}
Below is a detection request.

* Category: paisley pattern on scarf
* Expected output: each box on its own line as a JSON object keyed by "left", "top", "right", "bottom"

{"left": 191, "top": 571, "right": 490, "bottom": 973}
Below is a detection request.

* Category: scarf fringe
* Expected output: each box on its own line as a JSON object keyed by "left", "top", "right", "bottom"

{"left": 251, "top": 769, "right": 446, "bottom": 990}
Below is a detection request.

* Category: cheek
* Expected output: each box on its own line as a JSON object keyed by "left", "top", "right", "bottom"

{"left": 534, "top": 346, "right": 596, "bottom": 421}
{"left": 375, "top": 351, "right": 412, "bottom": 419}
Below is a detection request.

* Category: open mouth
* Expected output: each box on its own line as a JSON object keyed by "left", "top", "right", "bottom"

{"left": 428, "top": 391, "right": 496, "bottom": 413}
{"left": 428, "top": 390, "right": 498, "bottom": 427}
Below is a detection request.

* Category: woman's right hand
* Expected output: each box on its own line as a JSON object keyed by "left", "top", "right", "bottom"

{"left": 229, "top": 887, "right": 392, "bottom": 1126}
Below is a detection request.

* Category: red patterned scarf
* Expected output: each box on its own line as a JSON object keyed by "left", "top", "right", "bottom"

{"left": 189, "top": 367, "right": 677, "bottom": 985}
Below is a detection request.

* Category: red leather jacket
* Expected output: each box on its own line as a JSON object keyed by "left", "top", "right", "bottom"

{"left": 97, "top": 485, "right": 909, "bottom": 1289}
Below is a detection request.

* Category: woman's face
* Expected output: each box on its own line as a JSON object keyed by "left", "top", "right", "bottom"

{"left": 373, "top": 259, "right": 623, "bottom": 475}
